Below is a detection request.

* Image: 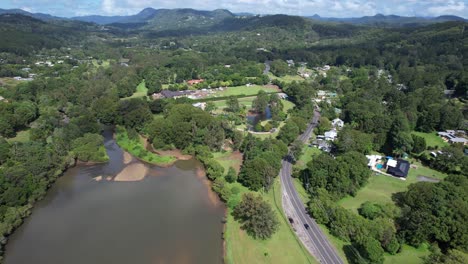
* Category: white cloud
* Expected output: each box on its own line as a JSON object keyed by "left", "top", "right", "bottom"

{"left": 427, "top": 0, "right": 466, "bottom": 16}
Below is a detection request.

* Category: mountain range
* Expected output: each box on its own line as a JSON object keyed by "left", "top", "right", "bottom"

{"left": 0, "top": 7, "right": 466, "bottom": 30}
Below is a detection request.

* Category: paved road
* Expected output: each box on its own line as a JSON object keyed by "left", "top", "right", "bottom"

{"left": 280, "top": 110, "right": 344, "bottom": 264}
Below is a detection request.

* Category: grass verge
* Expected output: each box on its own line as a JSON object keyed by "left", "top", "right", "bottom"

{"left": 224, "top": 179, "right": 317, "bottom": 264}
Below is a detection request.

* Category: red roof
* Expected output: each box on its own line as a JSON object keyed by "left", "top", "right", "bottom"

{"left": 187, "top": 79, "right": 204, "bottom": 85}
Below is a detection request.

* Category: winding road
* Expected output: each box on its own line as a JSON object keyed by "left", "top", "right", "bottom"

{"left": 280, "top": 110, "right": 344, "bottom": 264}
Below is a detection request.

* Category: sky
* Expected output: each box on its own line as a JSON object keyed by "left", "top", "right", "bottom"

{"left": 0, "top": 0, "right": 467, "bottom": 18}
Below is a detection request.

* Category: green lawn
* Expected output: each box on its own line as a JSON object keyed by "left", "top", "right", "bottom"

{"left": 268, "top": 73, "right": 305, "bottom": 83}
{"left": 225, "top": 179, "right": 317, "bottom": 264}
{"left": 130, "top": 80, "right": 148, "bottom": 99}
{"left": 207, "top": 85, "right": 279, "bottom": 98}
{"left": 295, "top": 146, "right": 321, "bottom": 170}
{"left": 212, "top": 151, "right": 243, "bottom": 175}
{"left": 92, "top": 59, "right": 111, "bottom": 68}
{"left": 282, "top": 100, "right": 295, "bottom": 112}
{"left": 339, "top": 161, "right": 447, "bottom": 213}
{"left": 115, "top": 126, "right": 175, "bottom": 166}
{"left": 384, "top": 244, "right": 430, "bottom": 264}
{"left": 411, "top": 131, "right": 448, "bottom": 149}
{"left": 212, "top": 96, "right": 256, "bottom": 109}
{"left": 6, "top": 129, "right": 30, "bottom": 143}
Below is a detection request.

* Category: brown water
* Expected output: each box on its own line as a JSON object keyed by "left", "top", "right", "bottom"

{"left": 4, "top": 130, "right": 225, "bottom": 264}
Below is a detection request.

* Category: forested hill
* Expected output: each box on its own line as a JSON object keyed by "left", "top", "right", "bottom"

{"left": 75, "top": 8, "right": 235, "bottom": 31}
{"left": 308, "top": 13, "right": 467, "bottom": 27}
{"left": 0, "top": 14, "right": 102, "bottom": 55}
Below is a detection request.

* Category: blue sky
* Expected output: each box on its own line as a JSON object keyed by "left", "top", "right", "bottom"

{"left": 1, "top": 0, "right": 467, "bottom": 18}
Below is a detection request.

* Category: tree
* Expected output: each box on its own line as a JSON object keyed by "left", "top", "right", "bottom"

{"left": 71, "top": 133, "right": 108, "bottom": 162}
{"left": 277, "top": 120, "right": 299, "bottom": 144}
{"left": 411, "top": 134, "right": 426, "bottom": 153}
{"left": 316, "top": 117, "right": 332, "bottom": 135}
{"left": 336, "top": 128, "right": 373, "bottom": 154}
{"left": 0, "top": 137, "right": 10, "bottom": 164}
{"left": 396, "top": 175, "right": 468, "bottom": 250}
{"left": 290, "top": 139, "right": 304, "bottom": 162}
{"left": 355, "top": 237, "right": 385, "bottom": 264}
{"left": 233, "top": 193, "right": 279, "bottom": 239}
{"left": 225, "top": 167, "right": 238, "bottom": 183}
{"left": 226, "top": 96, "right": 240, "bottom": 112}
{"left": 252, "top": 90, "right": 269, "bottom": 113}
{"left": 205, "top": 102, "right": 217, "bottom": 113}
{"left": 359, "top": 202, "right": 383, "bottom": 220}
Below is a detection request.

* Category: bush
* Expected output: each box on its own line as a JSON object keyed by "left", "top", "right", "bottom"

{"left": 225, "top": 167, "right": 238, "bottom": 183}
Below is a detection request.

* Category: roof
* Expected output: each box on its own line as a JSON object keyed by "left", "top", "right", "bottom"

{"left": 387, "top": 159, "right": 398, "bottom": 168}
{"left": 450, "top": 138, "right": 467, "bottom": 143}
{"left": 387, "top": 159, "right": 410, "bottom": 178}
{"left": 161, "top": 90, "right": 193, "bottom": 98}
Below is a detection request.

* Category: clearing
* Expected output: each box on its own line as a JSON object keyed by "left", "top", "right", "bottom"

{"left": 339, "top": 160, "right": 447, "bottom": 213}
{"left": 6, "top": 129, "right": 30, "bottom": 143}
{"left": 411, "top": 131, "right": 448, "bottom": 149}
{"left": 206, "top": 85, "right": 280, "bottom": 98}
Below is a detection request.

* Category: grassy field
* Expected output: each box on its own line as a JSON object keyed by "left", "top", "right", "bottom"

{"left": 207, "top": 85, "right": 279, "bottom": 98}
{"left": 339, "top": 161, "right": 447, "bottom": 213}
{"left": 295, "top": 146, "right": 321, "bottom": 170}
{"left": 411, "top": 131, "right": 448, "bottom": 149}
{"left": 212, "top": 96, "right": 256, "bottom": 110}
{"left": 115, "top": 126, "right": 175, "bottom": 166}
{"left": 268, "top": 73, "right": 305, "bottom": 83}
{"left": 92, "top": 59, "right": 111, "bottom": 68}
{"left": 384, "top": 244, "right": 430, "bottom": 264}
{"left": 127, "top": 80, "right": 148, "bottom": 99}
{"left": 0, "top": 77, "right": 21, "bottom": 88}
{"left": 225, "top": 179, "right": 317, "bottom": 264}
{"left": 6, "top": 129, "right": 30, "bottom": 143}
{"left": 212, "top": 151, "right": 243, "bottom": 175}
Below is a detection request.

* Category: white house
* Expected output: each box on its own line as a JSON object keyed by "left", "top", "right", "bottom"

{"left": 332, "top": 118, "right": 344, "bottom": 129}
{"left": 192, "top": 102, "right": 206, "bottom": 110}
{"left": 324, "top": 130, "right": 338, "bottom": 141}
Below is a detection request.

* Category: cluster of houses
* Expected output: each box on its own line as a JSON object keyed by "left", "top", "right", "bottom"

{"left": 437, "top": 130, "right": 467, "bottom": 145}
{"left": 366, "top": 155, "right": 410, "bottom": 178}
{"left": 315, "top": 90, "right": 338, "bottom": 104}
{"left": 311, "top": 118, "right": 344, "bottom": 153}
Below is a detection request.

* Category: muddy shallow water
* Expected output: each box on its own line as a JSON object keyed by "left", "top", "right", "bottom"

{"left": 4, "top": 130, "right": 225, "bottom": 264}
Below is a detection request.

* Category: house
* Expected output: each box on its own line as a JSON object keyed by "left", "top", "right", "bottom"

{"left": 187, "top": 79, "right": 204, "bottom": 86}
{"left": 312, "top": 139, "right": 332, "bottom": 153}
{"left": 387, "top": 159, "right": 410, "bottom": 178}
{"left": 438, "top": 130, "right": 468, "bottom": 145}
{"left": 192, "top": 102, "right": 206, "bottom": 110}
{"left": 224, "top": 65, "right": 231, "bottom": 68}
{"left": 331, "top": 118, "right": 344, "bottom": 129}
{"left": 0, "top": 96, "right": 4, "bottom": 102}
{"left": 366, "top": 155, "right": 383, "bottom": 168}
{"left": 324, "top": 130, "right": 338, "bottom": 141}
{"left": 323, "top": 65, "right": 331, "bottom": 71}
{"left": 153, "top": 90, "right": 194, "bottom": 99}
{"left": 277, "top": 93, "right": 288, "bottom": 99}
{"left": 286, "top": 60, "right": 295, "bottom": 67}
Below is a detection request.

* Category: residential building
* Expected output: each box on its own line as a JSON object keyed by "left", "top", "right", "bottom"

{"left": 331, "top": 118, "right": 344, "bottom": 129}
{"left": 187, "top": 79, "right": 204, "bottom": 86}
{"left": 387, "top": 159, "right": 410, "bottom": 178}
{"left": 324, "top": 130, "right": 338, "bottom": 141}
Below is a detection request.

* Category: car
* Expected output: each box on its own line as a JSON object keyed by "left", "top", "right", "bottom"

{"left": 304, "top": 223, "right": 310, "bottom": 229}
{"left": 288, "top": 217, "right": 294, "bottom": 224}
